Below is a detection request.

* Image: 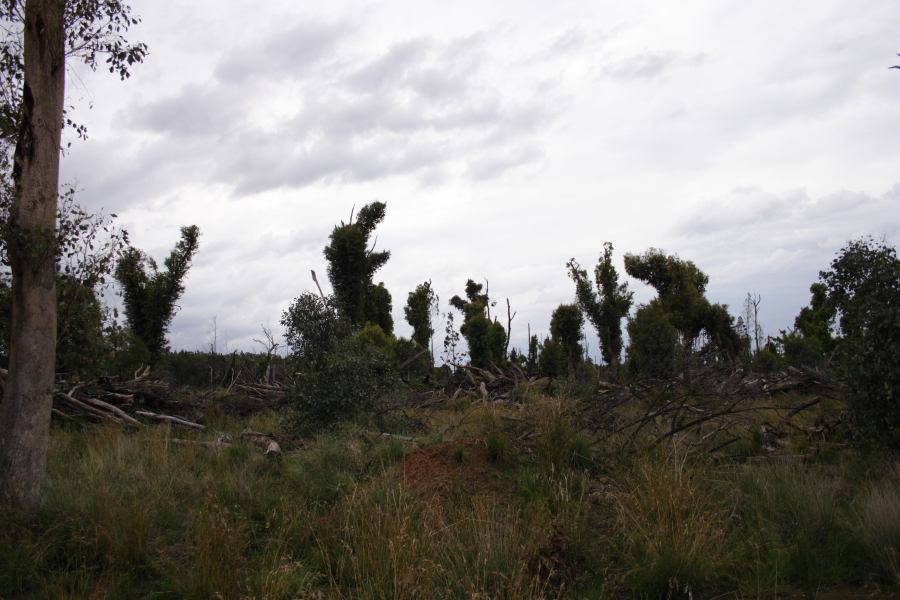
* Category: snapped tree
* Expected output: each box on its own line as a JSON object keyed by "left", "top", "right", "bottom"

{"left": 0, "top": 0, "right": 145, "bottom": 512}
{"left": 114, "top": 226, "right": 200, "bottom": 361}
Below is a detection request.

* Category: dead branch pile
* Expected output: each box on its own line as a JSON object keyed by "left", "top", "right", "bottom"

{"left": 232, "top": 382, "right": 286, "bottom": 404}
{"left": 0, "top": 366, "right": 205, "bottom": 430}
{"left": 443, "top": 363, "right": 549, "bottom": 403}
{"left": 583, "top": 365, "right": 846, "bottom": 456}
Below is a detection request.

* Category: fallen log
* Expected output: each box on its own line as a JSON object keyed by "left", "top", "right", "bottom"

{"left": 79, "top": 395, "right": 142, "bottom": 427}
{"left": 134, "top": 410, "right": 205, "bottom": 430}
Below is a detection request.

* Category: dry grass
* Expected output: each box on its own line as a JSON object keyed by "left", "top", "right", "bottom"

{"left": 317, "top": 479, "right": 555, "bottom": 599}
{"left": 857, "top": 463, "right": 900, "bottom": 585}
{"left": 612, "top": 449, "right": 734, "bottom": 598}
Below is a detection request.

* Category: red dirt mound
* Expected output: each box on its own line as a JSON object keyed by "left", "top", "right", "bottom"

{"left": 398, "top": 438, "right": 509, "bottom": 498}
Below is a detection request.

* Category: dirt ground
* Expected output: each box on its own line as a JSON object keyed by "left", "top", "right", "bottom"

{"left": 396, "top": 437, "right": 511, "bottom": 498}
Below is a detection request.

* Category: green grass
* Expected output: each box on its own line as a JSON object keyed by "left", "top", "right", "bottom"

{"left": 2, "top": 396, "right": 899, "bottom": 599}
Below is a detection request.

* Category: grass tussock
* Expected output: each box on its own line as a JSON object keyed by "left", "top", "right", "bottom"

{"left": 612, "top": 450, "right": 734, "bottom": 598}
{"left": 856, "top": 462, "right": 900, "bottom": 585}
{"left": 318, "top": 481, "right": 551, "bottom": 599}
{"left": 733, "top": 462, "right": 860, "bottom": 592}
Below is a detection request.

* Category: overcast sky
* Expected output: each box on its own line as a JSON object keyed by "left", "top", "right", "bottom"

{"left": 59, "top": 0, "right": 900, "bottom": 358}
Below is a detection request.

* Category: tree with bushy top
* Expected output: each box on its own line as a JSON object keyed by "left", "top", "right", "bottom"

{"left": 114, "top": 225, "right": 199, "bottom": 361}
{"left": 449, "top": 279, "right": 506, "bottom": 368}
{"left": 404, "top": 280, "right": 438, "bottom": 350}
{"left": 819, "top": 237, "right": 900, "bottom": 447}
{"left": 549, "top": 303, "right": 584, "bottom": 373}
{"left": 403, "top": 280, "right": 439, "bottom": 377}
{"left": 323, "top": 202, "right": 393, "bottom": 332}
{"left": 623, "top": 249, "right": 741, "bottom": 378}
{"left": 567, "top": 242, "right": 633, "bottom": 368}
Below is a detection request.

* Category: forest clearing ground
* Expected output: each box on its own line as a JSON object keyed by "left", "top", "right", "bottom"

{"left": 1, "top": 386, "right": 899, "bottom": 599}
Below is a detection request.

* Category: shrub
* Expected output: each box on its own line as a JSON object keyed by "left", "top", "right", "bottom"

{"left": 281, "top": 292, "right": 347, "bottom": 362}
{"left": 820, "top": 238, "right": 900, "bottom": 448}
{"left": 282, "top": 292, "right": 398, "bottom": 431}
{"left": 626, "top": 302, "right": 678, "bottom": 380}
{"left": 288, "top": 336, "right": 396, "bottom": 432}
{"left": 534, "top": 400, "right": 591, "bottom": 470}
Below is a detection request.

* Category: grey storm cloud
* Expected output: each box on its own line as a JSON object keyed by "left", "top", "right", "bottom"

{"left": 214, "top": 19, "right": 356, "bottom": 83}
{"left": 130, "top": 84, "right": 248, "bottom": 137}
{"left": 93, "top": 25, "right": 552, "bottom": 203}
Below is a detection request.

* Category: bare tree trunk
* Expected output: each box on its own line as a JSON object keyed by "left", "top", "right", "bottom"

{"left": 504, "top": 297, "right": 516, "bottom": 356}
{"left": 0, "top": 0, "right": 65, "bottom": 513}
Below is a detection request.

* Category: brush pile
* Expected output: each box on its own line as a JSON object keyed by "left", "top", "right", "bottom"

{"left": 443, "top": 363, "right": 549, "bottom": 403}
{"left": 584, "top": 365, "right": 846, "bottom": 456}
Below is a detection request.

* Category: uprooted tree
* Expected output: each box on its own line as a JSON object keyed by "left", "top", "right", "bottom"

{"left": 114, "top": 225, "right": 200, "bottom": 361}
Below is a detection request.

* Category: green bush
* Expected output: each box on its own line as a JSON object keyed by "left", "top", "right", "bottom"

{"left": 288, "top": 337, "right": 396, "bottom": 432}
{"left": 821, "top": 238, "right": 900, "bottom": 448}
{"left": 626, "top": 302, "right": 678, "bottom": 380}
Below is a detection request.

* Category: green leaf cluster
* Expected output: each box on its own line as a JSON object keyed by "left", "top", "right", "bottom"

{"left": 449, "top": 279, "right": 506, "bottom": 368}
{"left": 567, "top": 242, "right": 633, "bottom": 367}
{"left": 820, "top": 237, "right": 900, "bottom": 447}
{"left": 623, "top": 249, "right": 742, "bottom": 378}
{"left": 323, "top": 202, "right": 392, "bottom": 332}
{"left": 114, "top": 225, "right": 200, "bottom": 360}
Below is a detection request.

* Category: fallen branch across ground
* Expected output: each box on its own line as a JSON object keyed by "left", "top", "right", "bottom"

{"left": 581, "top": 365, "right": 846, "bottom": 455}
